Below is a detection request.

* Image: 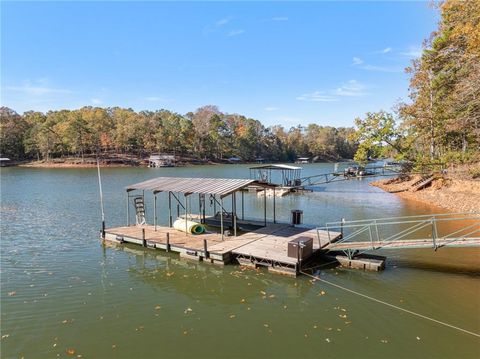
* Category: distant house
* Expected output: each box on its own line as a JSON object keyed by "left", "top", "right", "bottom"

{"left": 148, "top": 154, "right": 175, "bottom": 167}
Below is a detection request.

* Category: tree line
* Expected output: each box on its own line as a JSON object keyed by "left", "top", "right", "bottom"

{"left": 353, "top": 0, "right": 480, "bottom": 166}
{"left": 0, "top": 105, "right": 357, "bottom": 162}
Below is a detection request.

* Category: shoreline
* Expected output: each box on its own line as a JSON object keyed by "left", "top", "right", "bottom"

{"left": 5, "top": 157, "right": 353, "bottom": 169}
{"left": 371, "top": 176, "right": 480, "bottom": 213}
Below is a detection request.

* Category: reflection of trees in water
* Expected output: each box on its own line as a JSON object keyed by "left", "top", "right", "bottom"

{"left": 103, "top": 243, "right": 312, "bottom": 304}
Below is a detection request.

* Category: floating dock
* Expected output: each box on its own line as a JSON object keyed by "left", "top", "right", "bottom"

{"left": 104, "top": 222, "right": 342, "bottom": 277}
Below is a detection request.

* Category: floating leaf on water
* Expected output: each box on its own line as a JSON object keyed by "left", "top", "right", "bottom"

{"left": 1, "top": 334, "right": 9, "bottom": 339}
{"left": 263, "top": 323, "right": 269, "bottom": 328}
{"left": 381, "top": 339, "right": 388, "bottom": 343}
{"left": 313, "top": 325, "right": 318, "bottom": 329}
{"left": 325, "top": 338, "right": 331, "bottom": 343}
{"left": 283, "top": 305, "right": 287, "bottom": 310}
{"left": 416, "top": 336, "right": 421, "bottom": 340}
{"left": 247, "top": 307, "right": 251, "bottom": 311}
{"left": 53, "top": 343, "right": 57, "bottom": 347}
{"left": 155, "top": 305, "right": 161, "bottom": 310}
{"left": 166, "top": 272, "right": 175, "bottom": 277}
{"left": 184, "top": 308, "right": 193, "bottom": 314}
{"left": 112, "top": 344, "right": 116, "bottom": 349}
{"left": 66, "top": 348, "right": 76, "bottom": 356}
{"left": 8, "top": 291, "right": 16, "bottom": 296}
{"left": 229, "top": 314, "right": 236, "bottom": 319}
{"left": 183, "top": 330, "right": 188, "bottom": 335}
{"left": 260, "top": 291, "right": 266, "bottom": 295}
{"left": 269, "top": 294, "right": 275, "bottom": 298}
{"left": 304, "top": 333, "right": 308, "bottom": 338}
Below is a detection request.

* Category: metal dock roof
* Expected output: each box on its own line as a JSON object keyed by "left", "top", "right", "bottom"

{"left": 126, "top": 177, "right": 272, "bottom": 197}
{"left": 249, "top": 164, "right": 302, "bottom": 170}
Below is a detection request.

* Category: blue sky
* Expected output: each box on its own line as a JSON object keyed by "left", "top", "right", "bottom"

{"left": 1, "top": 1, "right": 438, "bottom": 128}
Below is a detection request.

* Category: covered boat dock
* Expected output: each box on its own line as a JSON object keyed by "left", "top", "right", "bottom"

{"left": 103, "top": 176, "right": 341, "bottom": 276}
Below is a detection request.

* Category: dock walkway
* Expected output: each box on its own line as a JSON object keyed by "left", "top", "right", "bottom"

{"left": 104, "top": 223, "right": 342, "bottom": 276}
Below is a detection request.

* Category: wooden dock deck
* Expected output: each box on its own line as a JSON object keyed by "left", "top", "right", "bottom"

{"left": 104, "top": 223, "right": 342, "bottom": 277}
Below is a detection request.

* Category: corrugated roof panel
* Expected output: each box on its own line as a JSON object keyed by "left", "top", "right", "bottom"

{"left": 126, "top": 177, "right": 271, "bottom": 197}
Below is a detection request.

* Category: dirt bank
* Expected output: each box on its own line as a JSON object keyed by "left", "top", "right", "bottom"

{"left": 371, "top": 175, "right": 480, "bottom": 213}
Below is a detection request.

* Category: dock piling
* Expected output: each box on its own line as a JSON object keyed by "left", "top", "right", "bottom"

{"left": 204, "top": 239, "right": 209, "bottom": 259}
{"left": 142, "top": 228, "right": 146, "bottom": 247}
{"left": 166, "top": 232, "right": 170, "bottom": 252}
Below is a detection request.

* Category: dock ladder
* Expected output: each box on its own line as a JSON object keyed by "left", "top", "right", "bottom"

{"left": 133, "top": 196, "right": 146, "bottom": 225}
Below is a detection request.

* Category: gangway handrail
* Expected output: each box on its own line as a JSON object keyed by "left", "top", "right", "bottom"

{"left": 316, "top": 212, "right": 480, "bottom": 258}
{"left": 324, "top": 212, "right": 480, "bottom": 227}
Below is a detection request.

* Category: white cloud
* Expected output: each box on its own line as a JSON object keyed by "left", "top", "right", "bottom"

{"left": 297, "top": 91, "right": 339, "bottom": 102}
{"left": 352, "top": 57, "right": 402, "bottom": 73}
{"left": 271, "top": 17, "right": 288, "bottom": 21}
{"left": 400, "top": 45, "right": 422, "bottom": 58}
{"left": 216, "top": 17, "right": 231, "bottom": 27}
{"left": 360, "top": 64, "right": 402, "bottom": 73}
{"left": 297, "top": 80, "right": 368, "bottom": 103}
{"left": 334, "top": 80, "right": 368, "bottom": 97}
{"left": 6, "top": 84, "right": 72, "bottom": 96}
{"left": 352, "top": 57, "right": 364, "bottom": 65}
{"left": 91, "top": 98, "right": 102, "bottom": 104}
{"left": 227, "top": 29, "right": 245, "bottom": 37}
{"left": 145, "top": 96, "right": 172, "bottom": 102}
{"left": 265, "top": 107, "right": 278, "bottom": 111}
{"left": 372, "top": 47, "right": 392, "bottom": 54}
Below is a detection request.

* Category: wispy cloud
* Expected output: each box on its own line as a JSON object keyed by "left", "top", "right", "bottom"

{"left": 6, "top": 83, "right": 72, "bottom": 96}
{"left": 334, "top": 80, "right": 368, "bottom": 97}
{"left": 145, "top": 96, "right": 172, "bottom": 102}
{"left": 352, "top": 57, "right": 402, "bottom": 73}
{"left": 373, "top": 47, "right": 392, "bottom": 54}
{"left": 227, "top": 29, "right": 245, "bottom": 37}
{"left": 265, "top": 106, "right": 278, "bottom": 111}
{"left": 271, "top": 16, "right": 288, "bottom": 21}
{"left": 91, "top": 98, "right": 102, "bottom": 105}
{"left": 400, "top": 45, "right": 422, "bottom": 58}
{"left": 216, "top": 17, "right": 232, "bottom": 27}
{"left": 352, "top": 57, "right": 364, "bottom": 65}
{"left": 359, "top": 64, "right": 402, "bottom": 73}
{"left": 297, "top": 80, "right": 368, "bottom": 103}
{"left": 297, "top": 91, "right": 339, "bottom": 102}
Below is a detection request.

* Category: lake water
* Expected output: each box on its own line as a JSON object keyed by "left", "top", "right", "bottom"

{"left": 1, "top": 164, "right": 479, "bottom": 358}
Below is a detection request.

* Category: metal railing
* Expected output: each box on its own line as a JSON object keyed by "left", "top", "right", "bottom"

{"left": 316, "top": 212, "right": 480, "bottom": 259}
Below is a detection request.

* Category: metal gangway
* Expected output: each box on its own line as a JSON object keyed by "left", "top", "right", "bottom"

{"left": 317, "top": 213, "right": 480, "bottom": 259}
{"left": 296, "top": 164, "right": 403, "bottom": 188}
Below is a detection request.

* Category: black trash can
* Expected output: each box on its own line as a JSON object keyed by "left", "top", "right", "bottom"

{"left": 291, "top": 209, "right": 303, "bottom": 225}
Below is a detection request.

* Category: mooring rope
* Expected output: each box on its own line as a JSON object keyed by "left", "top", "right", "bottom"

{"left": 300, "top": 270, "right": 480, "bottom": 339}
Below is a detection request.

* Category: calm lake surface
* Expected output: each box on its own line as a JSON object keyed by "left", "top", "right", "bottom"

{"left": 1, "top": 164, "right": 479, "bottom": 358}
